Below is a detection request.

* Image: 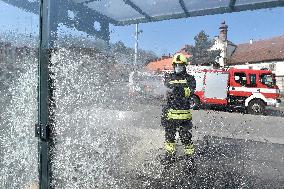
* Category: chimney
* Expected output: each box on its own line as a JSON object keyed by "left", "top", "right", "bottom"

{"left": 219, "top": 21, "right": 228, "bottom": 41}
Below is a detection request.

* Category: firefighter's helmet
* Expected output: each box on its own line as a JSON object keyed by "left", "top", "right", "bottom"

{"left": 172, "top": 53, "right": 187, "bottom": 65}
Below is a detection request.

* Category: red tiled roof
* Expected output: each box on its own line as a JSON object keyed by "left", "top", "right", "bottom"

{"left": 146, "top": 57, "right": 173, "bottom": 71}
{"left": 227, "top": 35, "right": 284, "bottom": 65}
{"left": 146, "top": 50, "right": 191, "bottom": 72}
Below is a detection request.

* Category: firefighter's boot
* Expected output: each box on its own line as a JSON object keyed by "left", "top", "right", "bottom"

{"left": 183, "top": 144, "right": 195, "bottom": 172}
{"left": 184, "top": 143, "right": 195, "bottom": 158}
{"left": 161, "top": 142, "right": 176, "bottom": 164}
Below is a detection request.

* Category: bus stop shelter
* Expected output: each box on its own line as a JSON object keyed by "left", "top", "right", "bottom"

{"left": 2, "top": 0, "right": 284, "bottom": 188}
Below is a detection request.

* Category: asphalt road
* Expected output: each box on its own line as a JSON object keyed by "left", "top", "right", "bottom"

{"left": 48, "top": 89, "right": 284, "bottom": 188}
{"left": 75, "top": 83, "right": 284, "bottom": 188}
{"left": 110, "top": 100, "right": 284, "bottom": 189}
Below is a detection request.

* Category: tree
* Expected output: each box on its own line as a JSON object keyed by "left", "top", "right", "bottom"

{"left": 111, "top": 41, "right": 157, "bottom": 65}
{"left": 138, "top": 49, "right": 157, "bottom": 66}
{"left": 186, "top": 30, "right": 221, "bottom": 66}
{"left": 113, "top": 41, "right": 128, "bottom": 53}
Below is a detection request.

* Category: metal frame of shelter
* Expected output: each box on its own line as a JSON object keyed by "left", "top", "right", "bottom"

{"left": 3, "top": 0, "right": 284, "bottom": 39}
{"left": 2, "top": 0, "right": 284, "bottom": 188}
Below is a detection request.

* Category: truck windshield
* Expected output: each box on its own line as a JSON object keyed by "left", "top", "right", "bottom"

{"left": 260, "top": 74, "right": 276, "bottom": 88}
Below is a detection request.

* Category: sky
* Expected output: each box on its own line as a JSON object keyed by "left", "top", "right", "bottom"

{"left": 110, "top": 7, "right": 284, "bottom": 55}
{"left": 1, "top": 1, "right": 284, "bottom": 56}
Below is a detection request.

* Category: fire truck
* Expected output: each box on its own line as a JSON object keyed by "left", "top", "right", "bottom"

{"left": 188, "top": 68, "right": 281, "bottom": 114}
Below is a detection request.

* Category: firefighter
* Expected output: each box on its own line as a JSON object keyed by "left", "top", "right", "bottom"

{"left": 161, "top": 53, "right": 196, "bottom": 163}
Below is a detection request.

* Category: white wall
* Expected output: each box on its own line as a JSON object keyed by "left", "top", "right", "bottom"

{"left": 231, "top": 61, "right": 284, "bottom": 75}
{"left": 275, "top": 62, "right": 284, "bottom": 76}
{"left": 187, "top": 64, "right": 214, "bottom": 72}
{"left": 275, "top": 63, "right": 284, "bottom": 94}
{"left": 211, "top": 38, "right": 226, "bottom": 67}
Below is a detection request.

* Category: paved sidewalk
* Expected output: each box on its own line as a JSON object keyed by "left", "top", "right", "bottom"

{"left": 278, "top": 98, "right": 284, "bottom": 110}
{"left": 280, "top": 98, "right": 284, "bottom": 106}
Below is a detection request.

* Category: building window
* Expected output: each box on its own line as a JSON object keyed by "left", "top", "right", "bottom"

{"left": 269, "top": 63, "right": 276, "bottom": 71}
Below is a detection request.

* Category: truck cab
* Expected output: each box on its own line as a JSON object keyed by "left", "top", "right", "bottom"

{"left": 228, "top": 68, "right": 281, "bottom": 114}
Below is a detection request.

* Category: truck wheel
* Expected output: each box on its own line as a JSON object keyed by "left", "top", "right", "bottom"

{"left": 191, "top": 95, "right": 200, "bottom": 110}
{"left": 247, "top": 99, "right": 265, "bottom": 115}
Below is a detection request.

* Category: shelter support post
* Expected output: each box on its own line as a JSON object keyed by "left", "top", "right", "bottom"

{"left": 37, "top": 0, "right": 58, "bottom": 188}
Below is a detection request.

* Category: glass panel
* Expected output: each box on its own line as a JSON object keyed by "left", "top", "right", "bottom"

{"left": 131, "top": 0, "right": 184, "bottom": 17}
{"left": 236, "top": 0, "right": 274, "bottom": 5}
{"left": 234, "top": 72, "right": 247, "bottom": 86}
{"left": 249, "top": 74, "right": 257, "bottom": 87}
{"left": 184, "top": 0, "right": 230, "bottom": 11}
{"left": 84, "top": 0, "right": 144, "bottom": 21}
{"left": 260, "top": 73, "right": 276, "bottom": 88}
{"left": 0, "top": 0, "right": 39, "bottom": 188}
{"left": 46, "top": 0, "right": 284, "bottom": 188}
{"left": 72, "top": 0, "right": 282, "bottom": 24}
{"left": 72, "top": 0, "right": 87, "bottom": 3}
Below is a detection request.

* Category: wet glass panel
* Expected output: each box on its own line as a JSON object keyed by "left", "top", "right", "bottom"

{"left": 0, "top": 0, "right": 39, "bottom": 188}
{"left": 236, "top": 0, "right": 275, "bottom": 5}
{"left": 184, "top": 0, "right": 230, "bottom": 11}
{"left": 72, "top": 0, "right": 87, "bottom": 3}
{"left": 83, "top": 0, "right": 144, "bottom": 21}
{"left": 47, "top": 1, "right": 284, "bottom": 188}
{"left": 131, "top": 0, "right": 184, "bottom": 17}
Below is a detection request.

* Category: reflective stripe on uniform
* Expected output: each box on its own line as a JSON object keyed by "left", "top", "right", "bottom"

{"left": 184, "top": 87, "right": 191, "bottom": 97}
{"left": 169, "top": 79, "right": 187, "bottom": 84}
{"left": 184, "top": 144, "right": 195, "bottom": 156}
{"left": 165, "top": 142, "right": 176, "bottom": 154}
{"left": 166, "top": 109, "right": 192, "bottom": 120}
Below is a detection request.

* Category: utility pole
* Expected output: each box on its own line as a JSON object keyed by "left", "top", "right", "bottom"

{"left": 134, "top": 24, "right": 138, "bottom": 66}
{"left": 134, "top": 24, "right": 142, "bottom": 66}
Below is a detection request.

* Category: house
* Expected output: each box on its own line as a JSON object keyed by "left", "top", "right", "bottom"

{"left": 0, "top": 41, "right": 34, "bottom": 63}
{"left": 146, "top": 55, "right": 173, "bottom": 72}
{"left": 211, "top": 21, "right": 237, "bottom": 67}
{"left": 146, "top": 48, "right": 191, "bottom": 72}
{"left": 211, "top": 22, "right": 284, "bottom": 94}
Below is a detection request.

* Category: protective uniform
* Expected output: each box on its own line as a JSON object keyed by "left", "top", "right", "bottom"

{"left": 161, "top": 53, "right": 196, "bottom": 161}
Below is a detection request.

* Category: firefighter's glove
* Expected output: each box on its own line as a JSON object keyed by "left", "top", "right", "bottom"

{"left": 165, "top": 88, "right": 174, "bottom": 99}
{"left": 166, "top": 87, "right": 185, "bottom": 99}
{"left": 184, "top": 87, "right": 191, "bottom": 98}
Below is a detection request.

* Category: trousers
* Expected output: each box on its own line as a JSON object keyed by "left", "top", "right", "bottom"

{"left": 161, "top": 118, "right": 193, "bottom": 145}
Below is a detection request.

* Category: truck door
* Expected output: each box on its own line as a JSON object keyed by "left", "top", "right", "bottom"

{"left": 203, "top": 71, "right": 229, "bottom": 104}
{"left": 229, "top": 71, "right": 252, "bottom": 97}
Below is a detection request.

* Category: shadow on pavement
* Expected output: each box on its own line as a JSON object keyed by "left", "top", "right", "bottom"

{"left": 127, "top": 95, "right": 284, "bottom": 118}
{"left": 122, "top": 136, "right": 284, "bottom": 189}
{"left": 265, "top": 108, "right": 284, "bottom": 117}
{"left": 201, "top": 105, "right": 284, "bottom": 118}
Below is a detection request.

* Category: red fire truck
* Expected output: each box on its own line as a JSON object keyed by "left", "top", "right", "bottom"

{"left": 188, "top": 68, "right": 281, "bottom": 114}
